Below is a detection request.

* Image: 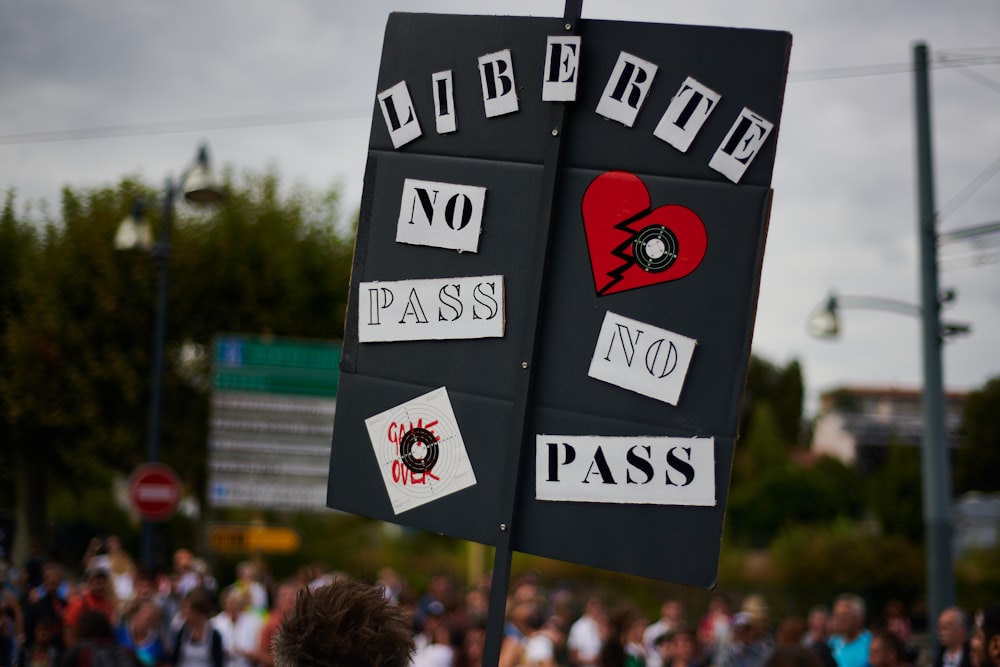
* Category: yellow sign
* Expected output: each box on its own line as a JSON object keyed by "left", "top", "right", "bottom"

{"left": 206, "top": 524, "right": 301, "bottom": 554}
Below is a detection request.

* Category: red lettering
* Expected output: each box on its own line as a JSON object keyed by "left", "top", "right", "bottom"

{"left": 390, "top": 459, "right": 442, "bottom": 486}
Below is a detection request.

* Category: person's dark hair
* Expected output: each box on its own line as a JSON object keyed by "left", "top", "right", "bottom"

{"left": 982, "top": 604, "right": 1000, "bottom": 642}
{"left": 776, "top": 617, "right": 807, "bottom": 646}
{"left": 763, "top": 646, "right": 824, "bottom": 667}
{"left": 872, "top": 630, "right": 907, "bottom": 663}
{"left": 77, "top": 610, "right": 115, "bottom": 641}
{"left": 665, "top": 623, "right": 695, "bottom": 644}
{"left": 273, "top": 578, "right": 414, "bottom": 667}
{"left": 184, "top": 587, "right": 215, "bottom": 616}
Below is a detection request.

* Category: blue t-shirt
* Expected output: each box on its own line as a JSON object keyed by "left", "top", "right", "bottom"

{"left": 115, "top": 624, "right": 167, "bottom": 667}
{"left": 829, "top": 629, "right": 872, "bottom": 667}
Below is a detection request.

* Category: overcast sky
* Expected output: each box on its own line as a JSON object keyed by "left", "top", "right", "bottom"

{"left": 1, "top": 0, "right": 998, "bottom": 418}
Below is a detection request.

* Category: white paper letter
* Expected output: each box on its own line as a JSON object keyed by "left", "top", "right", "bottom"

{"left": 542, "top": 36, "right": 581, "bottom": 102}
{"left": 432, "top": 70, "right": 457, "bottom": 134}
{"left": 596, "top": 52, "right": 657, "bottom": 127}
{"left": 653, "top": 76, "right": 721, "bottom": 152}
{"left": 377, "top": 81, "right": 422, "bottom": 149}
{"left": 478, "top": 49, "right": 519, "bottom": 118}
{"left": 709, "top": 108, "right": 774, "bottom": 183}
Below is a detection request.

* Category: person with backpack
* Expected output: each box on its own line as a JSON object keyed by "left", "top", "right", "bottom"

{"left": 168, "top": 590, "right": 222, "bottom": 667}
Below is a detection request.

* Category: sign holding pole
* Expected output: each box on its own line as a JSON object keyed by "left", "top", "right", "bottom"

{"left": 327, "top": 3, "right": 790, "bottom": 661}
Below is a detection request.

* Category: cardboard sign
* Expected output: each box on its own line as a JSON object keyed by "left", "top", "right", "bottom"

{"left": 328, "top": 12, "right": 790, "bottom": 588}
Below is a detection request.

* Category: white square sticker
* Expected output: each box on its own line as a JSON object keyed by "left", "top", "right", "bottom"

{"left": 588, "top": 310, "right": 697, "bottom": 406}
{"left": 366, "top": 387, "right": 477, "bottom": 514}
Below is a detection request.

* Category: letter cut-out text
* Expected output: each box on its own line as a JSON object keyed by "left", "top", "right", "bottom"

{"left": 377, "top": 80, "right": 422, "bottom": 149}
{"left": 588, "top": 310, "right": 697, "bottom": 406}
{"left": 396, "top": 178, "right": 487, "bottom": 252}
{"left": 535, "top": 434, "right": 716, "bottom": 506}
{"left": 359, "top": 275, "right": 505, "bottom": 343}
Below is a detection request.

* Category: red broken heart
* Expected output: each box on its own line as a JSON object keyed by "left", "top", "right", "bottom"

{"left": 581, "top": 170, "right": 707, "bottom": 296}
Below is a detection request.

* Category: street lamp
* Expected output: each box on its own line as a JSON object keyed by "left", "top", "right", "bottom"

{"left": 807, "top": 292, "right": 971, "bottom": 340}
{"left": 116, "top": 143, "right": 225, "bottom": 568}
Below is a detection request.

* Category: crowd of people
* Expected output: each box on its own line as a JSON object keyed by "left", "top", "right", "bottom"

{"left": 0, "top": 538, "right": 998, "bottom": 667}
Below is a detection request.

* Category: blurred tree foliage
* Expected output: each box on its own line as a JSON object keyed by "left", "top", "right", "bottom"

{"left": 954, "top": 376, "right": 1000, "bottom": 494}
{"left": 725, "top": 356, "right": 866, "bottom": 547}
{"left": 740, "top": 355, "right": 804, "bottom": 446}
{"left": 866, "top": 441, "right": 924, "bottom": 541}
{"left": 767, "top": 519, "right": 925, "bottom": 617}
{"left": 0, "top": 171, "right": 354, "bottom": 561}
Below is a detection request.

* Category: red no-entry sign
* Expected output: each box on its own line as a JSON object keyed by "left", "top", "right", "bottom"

{"left": 128, "top": 463, "right": 182, "bottom": 522}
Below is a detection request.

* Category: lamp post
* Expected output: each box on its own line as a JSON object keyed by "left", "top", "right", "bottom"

{"left": 116, "top": 143, "right": 224, "bottom": 568}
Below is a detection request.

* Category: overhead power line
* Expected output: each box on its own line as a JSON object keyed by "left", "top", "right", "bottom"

{"left": 790, "top": 52, "right": 1000, "bottom": 82}
{"left": 0, "top": 49, "right": 997, "bottom": 145}
{"left": 0, "top": 107, "right": 370, "bottom": 146}
{"left": 936, "top": 155, "right": 1000, "bottom": 223}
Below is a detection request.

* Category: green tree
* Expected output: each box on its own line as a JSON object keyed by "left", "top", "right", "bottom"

{"left": 736, "top": 401, "right": 787, "bottom": 482}
{"left": 727, "top": 456, "right": 865, "bottom": 547}
{"left": 727, "top": 398, "right": 865, "bottom": 547}
{"left": 0, "top": 172, "right": 354, "bottom": 562}
{"left": 768, "top": 520, "right": 924, "bottom": 617}
{"left": 3, "top": 182, "right": 150, "bottom": 555}
{"left": 741, "top": 355, "right": 804, "bottom": 446}
{"left": 0, "top": 192, "right": 40, "bottom": 523}
{"left": 955, "top": 376, "right": 1000, "bottom": 494}
{"left": 867, "top": 441, "right": 924, "bottom": 540}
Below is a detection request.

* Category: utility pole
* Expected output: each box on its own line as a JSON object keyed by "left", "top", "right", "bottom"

{"left": 913, "top": 41, "right": 955, "bottom": 645}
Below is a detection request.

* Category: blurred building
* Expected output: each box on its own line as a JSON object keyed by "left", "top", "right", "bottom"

{"left": 811, "top": 385, "right": 999, "bottom": 557}
{"left": 810, "top": 385, "right": 968, "bottom": 474}
{"left": 954, "top": 492, "right": 1000, "bottom": 556}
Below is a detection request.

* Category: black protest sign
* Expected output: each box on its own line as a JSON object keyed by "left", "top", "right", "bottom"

{"left": 328, "top": 12, "right": 790, "bottom": 588}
